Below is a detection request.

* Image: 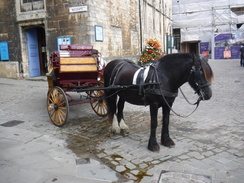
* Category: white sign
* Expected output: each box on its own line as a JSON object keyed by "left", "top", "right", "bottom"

{"left": 69, "top": 6, "right": 88, "bottom": 13}
{"left": 95, "top": 25, "right": 103, "bottom": 42}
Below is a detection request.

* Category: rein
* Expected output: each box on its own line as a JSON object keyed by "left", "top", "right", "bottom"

{"left": 151, "top": 63, "right": 202, "bottom": 118}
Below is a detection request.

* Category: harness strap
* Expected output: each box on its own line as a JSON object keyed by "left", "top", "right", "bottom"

{"left": 138, "top": 69, "right": 144, "bottom": 96}
{"left": 109, "top": 61, "right": 127, "bottom": 86}
{"left": 146, "top": 88, "right": 178, "bottom": 98}
{"left": 149, "top": 63, "right": 178, "bottom": 98}
{"left": 152, "top": 62, "right": 201, "bottom": 118}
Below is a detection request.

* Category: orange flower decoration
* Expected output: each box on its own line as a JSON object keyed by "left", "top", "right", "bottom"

{"left": 139, "top": 38, "right": 162, "bottom": 64}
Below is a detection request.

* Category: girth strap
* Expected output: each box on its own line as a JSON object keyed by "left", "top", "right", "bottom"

{"left": 146, "top": 88, "right": 178, "bottom": 98}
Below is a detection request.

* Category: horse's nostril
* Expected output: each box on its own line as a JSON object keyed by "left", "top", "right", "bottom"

{"left": 204, "top": 93, "right": 212, "bottom": 100}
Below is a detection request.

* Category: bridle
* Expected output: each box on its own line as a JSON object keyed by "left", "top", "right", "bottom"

{"left": 152, "top": 57, "right": 211, "bottom": 118}
{"left": 190, "top": 59, "right": 211, "bottom": 101}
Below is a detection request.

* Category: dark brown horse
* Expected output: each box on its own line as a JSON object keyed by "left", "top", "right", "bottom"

{"left": 104, "top": 53, "right": 214, "bottom": 151}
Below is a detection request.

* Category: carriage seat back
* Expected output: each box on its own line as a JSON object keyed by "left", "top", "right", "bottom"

{"left": 59, "top": 57, "right": 98, "bottom": 73}
{"left": 49, "top": 46, "right": 100, "bottom": 87}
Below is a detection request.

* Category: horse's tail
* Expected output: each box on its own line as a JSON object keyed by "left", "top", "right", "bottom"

{"left": 104, "top": 60, "right": 121, "bottom": 124}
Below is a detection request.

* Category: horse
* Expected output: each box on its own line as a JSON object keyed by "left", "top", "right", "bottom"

{"left": 103, "top": 53, "right": 214, "bottom": 151}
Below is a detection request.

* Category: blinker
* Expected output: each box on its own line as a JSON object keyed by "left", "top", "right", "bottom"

{"left": 192, "top": 65, "right": 210, "bottom": 88}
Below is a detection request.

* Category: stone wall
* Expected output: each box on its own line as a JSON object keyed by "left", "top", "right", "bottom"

{"left": 45, "top": 0, "right": 90, "bottom": 52}
{"left": 45, "top": 0, "right": 172, "bottom": 61}
{"left": 0, "top": 0, "right": 172, "bottom": 78}
{"left": 86, "top": 0, "right": 172, "bottom": 60}
{"left": 88, "top": 0, "right": 140, "bottom": 58}
{"left": 0, "top": 0, "right": 21, "bottom": 62}
{"left": 0, "top": 62, "right": 19, "bottom": 79}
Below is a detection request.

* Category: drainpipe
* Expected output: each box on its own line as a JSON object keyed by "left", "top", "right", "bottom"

{"left": 139, "top": 0, "right": 143, "bottom": 53}
{"left": 162, "top": 0, "right": 166, "bottom": 54}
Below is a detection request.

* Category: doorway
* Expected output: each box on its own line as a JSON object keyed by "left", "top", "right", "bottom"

{"left": 26, "top": 27, "right": 47, "bottom": 77}
{"left": 189, "top": 42, "right": 199, "bottom": 55}
{"left": 181, "top": 41, "right": 199, "bottom": 55}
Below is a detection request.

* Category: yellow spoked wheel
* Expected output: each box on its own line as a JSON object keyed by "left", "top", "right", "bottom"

{"left": 89, "top": 90, "right": 108, "bottom": 117}
{"left": 47, "top": 86, "right": 69, "bottom": 127}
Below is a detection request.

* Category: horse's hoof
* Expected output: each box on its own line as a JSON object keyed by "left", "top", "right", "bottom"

{"left": 121, "top": 129, "right": 130, "bottom": 136}
{"left": 148, "top": 139, "right": 160, "bottom": 152}
{"left": 111, "top": 127, "right": 121, "bottom": 134}
{"left": 148, "top": 144, "right": 160, "bottom": 152}
{"left": 161, "top": 138, "right": 175, "bottom": 147}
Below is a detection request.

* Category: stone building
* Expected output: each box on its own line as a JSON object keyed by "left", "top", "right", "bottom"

{"left": 0, "top": 0, "right": 172, "bottom": 79}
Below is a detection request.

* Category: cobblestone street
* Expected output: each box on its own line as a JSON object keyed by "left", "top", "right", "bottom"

{"left": 0, "top": 59, "right": 244, "bottom": 183}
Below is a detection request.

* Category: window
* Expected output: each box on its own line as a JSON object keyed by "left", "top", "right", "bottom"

{"left": 23, "top": 0, "right": 43, "bottom": 3}
{"left": 21, "top": 0, "right": 44, "bottom": 12}
{"left": 173, "top": 29, "right": 181, "bottom": 51}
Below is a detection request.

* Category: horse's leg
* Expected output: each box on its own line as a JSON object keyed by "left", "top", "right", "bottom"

{"left": 161, "top": 105, "right": 175, "bottom": 147}
{"left": 148, "top": 104, "right": 160, "bottom": 151}
{"left": 117, "top": 98, "right": 129, "bottom": 134}
{"left": 106, "top": 93, "right": 120, "bottom": 134}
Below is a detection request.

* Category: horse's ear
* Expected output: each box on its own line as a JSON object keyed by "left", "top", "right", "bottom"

{"left": 202, "top": 55, "right": 209, "bottom": 62}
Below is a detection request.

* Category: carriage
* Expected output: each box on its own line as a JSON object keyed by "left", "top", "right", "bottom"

{"left": 47, "top": 45, "right": 108, "bottom": 127}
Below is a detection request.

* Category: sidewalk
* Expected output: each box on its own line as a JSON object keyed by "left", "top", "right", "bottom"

{"left": 0, "top": 78, "right": 120, "bottom": 183}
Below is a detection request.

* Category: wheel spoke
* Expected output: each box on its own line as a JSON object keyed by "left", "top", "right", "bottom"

{"left": 53, "top": 90, "right": 60, "bottom": 103}
{"left": 56, "top": 94, "right": 62, "bottom": 104}
{"left": 101, "top": 105, "right": 106, "bottom": 115}
{"left": 93, "top": 101, "right": 99, "bottom": 109}
{"left": 56, "top": 110, "right": 63, "bottom": 125}
{"left": 49, "top": 109, "right": 55, "bottom": 118}
{"left": 58, "top": 101, "right": 66, "bottom": 106}
{"left": 58, "top": 109, "right": 65, "bottom": 122}
{"left": 56, "top": 110, "right": 61, "bottom": 125}
{"left": 59, "top": 108, "right": 67, "bottom": 116}
{"left": 52, "top": 110, "right": 57, "bottom": 122}
{"left": 89, "top": 89, "right": 107, "bottom": 117}
{"left": 97, "top": 106, "right": 101, "bottom": 114}
{"left": 49, "top": 95, "right": 55, "bottom": 104}
{"left": 50, "top": 92, "right": 55, "bottom": 103}
{"left": 52, "top": 89, "right": 58, "bottom": 102}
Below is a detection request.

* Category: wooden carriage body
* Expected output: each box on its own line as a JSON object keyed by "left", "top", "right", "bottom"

{"left": 47, "top": 45, "right": 107, "bottom": 127}
{"left": 48, "top": 45, "right": 104, "bottom": 89}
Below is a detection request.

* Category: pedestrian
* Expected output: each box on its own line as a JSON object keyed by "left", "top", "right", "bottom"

{"left": 240, "top": 45, "right": 244, "bottom": 67}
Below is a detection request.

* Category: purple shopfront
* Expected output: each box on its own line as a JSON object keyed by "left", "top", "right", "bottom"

{"left": 214, "top": 33, "right": 241, "bottom": 59}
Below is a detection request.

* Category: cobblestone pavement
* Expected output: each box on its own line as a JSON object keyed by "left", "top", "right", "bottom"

{"left": 0, "top": 59, "right": 244, "bottom": 183}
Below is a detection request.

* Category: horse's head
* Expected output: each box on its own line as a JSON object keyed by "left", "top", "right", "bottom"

{"left": 188, "top": 55, "right": 214, "bottom": 101}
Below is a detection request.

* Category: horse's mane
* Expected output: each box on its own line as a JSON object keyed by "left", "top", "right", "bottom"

{"left": 200, "top": 57, "right": 214, "bottom": 84}
{"left": 158, "top": 53, "right": 214, "bottom": 83}
{"left": 158, "top": 53, "right": 192, "bottom": 64}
